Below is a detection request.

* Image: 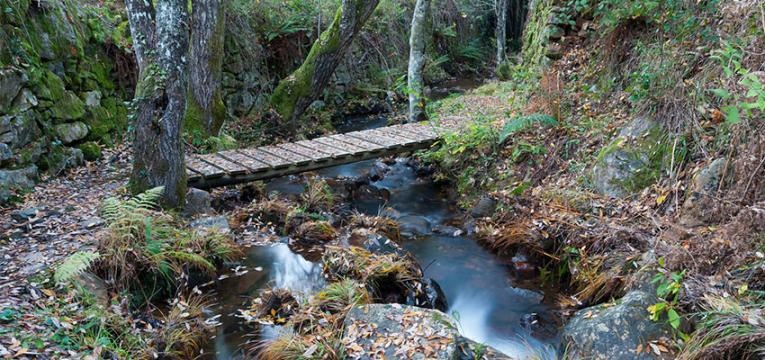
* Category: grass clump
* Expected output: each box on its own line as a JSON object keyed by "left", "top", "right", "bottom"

{"left": 322, "top": 246, "right": 426, "bottom": 304}
{"left": 348, "top": 213, "right": 401, "bottom": 241}
{"left": 678, "top": 295, "right": 765, "bottom": 360}
{"left": 293, "top": 220, "right": 338, "bottom": 244}
{"left": 301, "top": 178, "right": 334, "bottom": 212}
{"left": 57, "top": 187, "right": 241, "bottom": 305}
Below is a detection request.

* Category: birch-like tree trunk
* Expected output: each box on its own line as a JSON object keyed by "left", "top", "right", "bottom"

{"left": 495, "top": 0, "right": 509, "bottom": 69}
{"left": 128, "top": 0, "right": 189, "bottom": 208}
{"left": 186, "top": 0, "right": 226, "bottom": 138}
{"left": 270, "top": 0, "right": 381, "bottom": 125}
{"left": 407, "top": 0, "right": 431, "bottom": 123}
{"left": 125, "top": 0, "right": 155, "bottom": 71}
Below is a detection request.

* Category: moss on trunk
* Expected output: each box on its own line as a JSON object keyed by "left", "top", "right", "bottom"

{"left": 269, "top": 0, "right": 380, "bottom": 125}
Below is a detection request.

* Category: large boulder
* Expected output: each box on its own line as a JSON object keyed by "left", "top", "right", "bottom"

{"left": 0, "top": 113, "right": 41, "bottom": 149}
{"left": 343, "top": 304, "right": 511, "bottom": 360}
{"left": 0, "top": 143, "right": 11, "bottom": 164}
{"left": 183, "top": 188, "right": 213, "bottom": 217}
{"left": 49, "top": 91, "right": 86, "bottom": 121}
{"left": 679, "top": 158, "right": 726, "bottom": 226}
{"left": 0, "top": 165, "right": 38, "bottom": 203}
{"left": 561, "top": 290, "right": 672, "bottom": 360}
{"left": 0, "top": 68, "right": 26, "bottom": 113}
{"left": 470, "top": 196, "right": 498, "bottom": 218}
{"left": 342, "top": 304, "right": 459, "bottom": 360}
{"left": 591, "top": 117, "right": 675, "bottom": 197}
{"left": 398, "top": 215, "right": 432, "bottom": 237}
{"left": 55, "top": 121, "right": 89, "bottom": 144}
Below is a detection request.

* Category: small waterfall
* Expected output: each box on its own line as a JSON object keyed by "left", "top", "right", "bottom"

{"left": 449, "top": 293, "right": 555, "bottom": 360}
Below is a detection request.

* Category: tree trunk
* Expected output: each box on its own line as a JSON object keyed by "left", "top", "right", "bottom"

{"left": 270, "top": 0, "right": 381, "bottom": 125}
{"left": 129, "top": 0, "right": 190, "bottom": 208}
{"left": 186, "top": 0, "right": 227, "bottom": 138}
{"left": 407, "top": 0, "right": 431, "bottom": 123}
{"left": 125, "top": 0, "right": 156, "bottom": 71}
{"left": 495, "top": 0, "right": 509, "bottom": 69}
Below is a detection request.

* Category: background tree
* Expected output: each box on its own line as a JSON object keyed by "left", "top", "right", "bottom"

{"left": 186, "top": 0, "right": 227, "bottom": 139}
{"left": 408, "top": 0, "right": 432, "bottom": 123}
{"left": 270, "top": 0, "right": 381, "bottom": 126}
{"left": 495, "top": 0, "right": 509, "bottom": 71}
{"left": 126, "top": 0, "right": 190, "bottom": 208}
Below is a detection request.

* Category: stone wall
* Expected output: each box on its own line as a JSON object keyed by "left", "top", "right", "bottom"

{"left": 0, "top": 0, "right": 130, "bottom": 203}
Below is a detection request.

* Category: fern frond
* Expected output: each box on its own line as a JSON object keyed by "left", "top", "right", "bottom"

{"left": 136, "top": 187, "right": 164, "bottom": 210}
{"left": 55, "top": 251, "right": 101, "bottom": 284}
{"left": 499, "top": 114, "right": 559, "bottom": 144}
{"left": 165, "top": 251, "right": 216, "bottom": 275}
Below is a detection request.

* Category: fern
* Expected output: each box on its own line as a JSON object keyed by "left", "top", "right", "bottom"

{"left": 101, "top": 187, "right": 164, "bottom": 224}
{"left": 498, "top": 114, "right": 559, "bottom": 144}
{"left": 164, "top": 252, "right": 216, "bottom": 275}
{"left": 55, "top": 251, "right": 101, "bottom": 284}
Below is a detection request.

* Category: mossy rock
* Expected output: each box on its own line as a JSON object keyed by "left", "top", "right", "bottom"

{"left": 591, "top": 117, "right": 685, "bottom": 197}
{"left": 77, "top": 141, "right": 101, "bottom": 161}
{"left": 84, "top": 98, "right": 127, "bottom": 145}
{"left": 49, "top": 91, "right": 86, "bottom": 121}
{"left": 35, "top": 71, "right": 67, "bottom": 102}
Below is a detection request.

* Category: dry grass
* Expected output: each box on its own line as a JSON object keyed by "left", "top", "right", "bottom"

{"left": 292, "top": 221, "right": 338, "bottom": 244}
{"left": 348, "top": 213, "right": 401, "bottom": 241}
{"left": 322, "top": 246, "right": 429, "bottom": 304}
{"left": 301, "top": 178, "right": 334, "bottom": 212}
{"left": 149, "top": 294, "right": 212, "bottom": 359}
{"left": 678, "top": 295, "right": 765, "bottom": 360}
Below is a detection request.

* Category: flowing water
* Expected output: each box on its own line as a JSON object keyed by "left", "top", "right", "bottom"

{"left": 203, "top": 114, "right": 559, "bottom": 359}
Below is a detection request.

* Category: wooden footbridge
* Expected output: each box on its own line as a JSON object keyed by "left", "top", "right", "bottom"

{"left": 185, "top": 118, "right": 463, "bottom": 189}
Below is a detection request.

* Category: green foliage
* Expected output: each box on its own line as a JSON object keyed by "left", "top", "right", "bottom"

{"left": 679, "top": 295, "right": 765, "bottom": 360}
{"left": 498, "top": 114, "right": 558, "bottom": 144}
{"left": 419, "top": 116, "right": 499, "bottom": 200}
{"left": 648, "top": 260, "right": 686, "bottom": 334}
{"left": 97, "top": 187, "right": 240, "bottom": 304}
{"left": 711, "top": 41, "right": 765, "bottom": 124}
{"left": 54, "top": 251, "right": 101, "bottom": 284}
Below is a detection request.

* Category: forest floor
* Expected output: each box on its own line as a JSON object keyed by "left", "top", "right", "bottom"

{"left": 0, "top": 148, "right": 131, "bottom": 357}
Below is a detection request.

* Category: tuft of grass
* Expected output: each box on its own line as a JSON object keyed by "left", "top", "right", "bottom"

{"left": 348, "top": 213, "right": 400, "bottom": 241}
{"left": 301, "top": 178, "right": 334, "bottom": 212}
{"left": 314, "top": 279, "right": 370, "bottom": 313}
{"left": 293, "top": 220, "right": 338, "bottom": 244}
{"left": 678, "top": 295, "right": 765, "bottom": 360}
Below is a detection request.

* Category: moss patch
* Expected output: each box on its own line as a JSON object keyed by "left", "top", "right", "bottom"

{"left": 77, "top": 141, "right": 101, "bottom": 161}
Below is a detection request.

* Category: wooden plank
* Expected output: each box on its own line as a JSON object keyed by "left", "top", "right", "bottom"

{"left": 299, "top": 139, "right": 355, "bottom": 158}
{"left": 372, "top": 128, "right": 419, "bottom": 145}
{"left": 186, "top": 155, "right": 224, "bottom": 178}
{"left": 330, "top": 134, "right": 386, "bottom": 152}
{"left": 347, "top": 130, "right": 401, "bottom": 148}
{"left": 278, "top": 143, "right": 330, "bottom": 162}
{"left": 197, "top": 154, "right": 250, "bottom": 176}
{"left": 402, "top": 125, "right": 438, "bottom": 139}
{"left": 261, "top": 145, "right": 313, "bottom": 165}
{"left": 388, "top": 124, "right": 435, "bottom": 141}
{"left": 237, "top": 148, "right": 291, "bottom": 168}
{"left": 316, "top": 136, "right": 368, "bottom": 154}
{"left": 383, "top": 126, "right": 422, "bottom": 142}
{"left": 217, "top": 150, "right": 269, "bottom": 172}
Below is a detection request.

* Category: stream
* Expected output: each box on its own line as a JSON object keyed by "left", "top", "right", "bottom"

{"left": 202, "top": 113, "right": 559, "bottom": 359}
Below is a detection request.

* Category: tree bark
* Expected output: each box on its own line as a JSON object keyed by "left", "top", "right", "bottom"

{"left": 495, "top": 0, "right": 509, "bottom": 69}
{"left": 125, "top": 0, "right": 156, "bottom": 71}
{"left": 407, "top": 0, "right": 431, "bottom": 123}
{"left": 186, "top": 0, "right": 227, "bottom": 138}
{"left": 270, "top": 0, "right": 381, "bottom": 125}
{"left": 128, "top": 0, "right": 189, "bottom": 208}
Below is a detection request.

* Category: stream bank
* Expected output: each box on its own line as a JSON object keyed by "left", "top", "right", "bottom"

{"left": 200, "top": 115, "right": 560, "bottom": 359}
